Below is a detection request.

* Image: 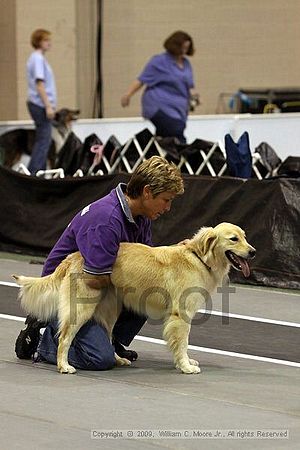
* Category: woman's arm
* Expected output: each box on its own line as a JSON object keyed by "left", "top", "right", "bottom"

{"left": 121, "top": 79, "right": 143, "bottom": 107}
{"left": 36, "top": 80, "right": 55, "bottom": 119}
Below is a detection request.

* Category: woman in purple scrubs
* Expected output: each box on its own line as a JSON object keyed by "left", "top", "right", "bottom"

{"left": 121, "top": 31, "right": 198, "bottom": 143}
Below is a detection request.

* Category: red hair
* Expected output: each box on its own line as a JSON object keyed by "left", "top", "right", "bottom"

{"left": 31, "top": 29, "right": 51, "bottom": 49}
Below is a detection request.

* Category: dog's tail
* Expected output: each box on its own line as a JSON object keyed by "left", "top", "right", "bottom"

{"left": 13, "top": 273, "right": 60, "bottom": 321}
{"left": 13, "top": 261, "right": 68, "bottom": 321}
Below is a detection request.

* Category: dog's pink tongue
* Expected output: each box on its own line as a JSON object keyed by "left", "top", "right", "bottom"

{"left": 237, "top": 257, "right": 250, "bottom": 278}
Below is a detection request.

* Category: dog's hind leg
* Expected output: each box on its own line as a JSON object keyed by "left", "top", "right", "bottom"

{"left": 56, "top": 276, "right": 100, "bottom": 374}
{"left": 57, "top": 300, "right": 99, "bottom": 374}
{"left": 57, "top": 321, "right": 83, "bottom": 374}
{"left": 163, "top": 314, "right": 201, "bottom": 374}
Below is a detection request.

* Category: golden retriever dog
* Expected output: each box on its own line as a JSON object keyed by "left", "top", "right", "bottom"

{"left": 14, "top": 222, "right": 255, "bottom": 375}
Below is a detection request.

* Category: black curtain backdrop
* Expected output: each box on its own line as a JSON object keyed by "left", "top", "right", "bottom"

{"left": 0, "top": 166, "right": 299, "bottom": 289}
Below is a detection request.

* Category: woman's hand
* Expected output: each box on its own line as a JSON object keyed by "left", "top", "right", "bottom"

{"left": 121, "top": 94, "right": 130, "bottom": 107}
{"left": 46, "top": 105, "right": 55, "bottom": 119}
{"left": 121, "top": 80, "right": 143, "bottom": 107}
{"left": 189, "top": 93, "right": 200, "bottom": 111}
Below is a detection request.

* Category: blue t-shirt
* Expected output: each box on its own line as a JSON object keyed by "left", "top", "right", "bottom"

{"left": 138, "top": 52, "right": 194, "bottom": 122}
{"left": 27, "top": 50, "right": 57, "bottom": 108}
{"left": 42, "top": 183, "right": 152, "bottom": 276}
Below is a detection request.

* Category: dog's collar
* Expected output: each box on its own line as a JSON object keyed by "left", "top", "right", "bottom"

{"left": 192, "top": 251, "right": 211, "bottom": 272}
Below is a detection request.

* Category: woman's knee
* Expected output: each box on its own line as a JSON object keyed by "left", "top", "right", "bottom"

{"left": 84, "top": 348, "right": 115, "bottom": 371}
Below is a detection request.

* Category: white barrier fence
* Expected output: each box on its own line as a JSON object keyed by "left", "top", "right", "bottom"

{"left": 1, "top": 113, "right": 300, "bottom": 162}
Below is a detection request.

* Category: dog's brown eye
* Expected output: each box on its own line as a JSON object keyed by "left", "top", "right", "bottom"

{"left": 230, "top": 237, "right": 238, "bottom": 242}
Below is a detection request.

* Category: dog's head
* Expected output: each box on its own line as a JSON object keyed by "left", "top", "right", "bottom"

{"left": 53, "top": 108, "right": 80, "bottom": 128}
{"left": 190, "top": 222, "right": 256, "bottom": 277}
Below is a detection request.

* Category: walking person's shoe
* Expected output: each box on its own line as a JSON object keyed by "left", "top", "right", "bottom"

{"left": 15, "top": 315, "right": 47, "bottom": 359}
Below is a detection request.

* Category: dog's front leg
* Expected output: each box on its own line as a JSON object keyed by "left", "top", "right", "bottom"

{"left": 163, "top": 314, "right": 201, "bottom": 374}
{"left": 93, "top": 290, "right": 131, "bottom": 368}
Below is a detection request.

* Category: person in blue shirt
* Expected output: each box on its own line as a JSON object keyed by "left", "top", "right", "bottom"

{"left": 26, "top": 29, "right": 57, "bottom": 174}
{"left": 121, "top": 30, "right": 199, "bottom": 143}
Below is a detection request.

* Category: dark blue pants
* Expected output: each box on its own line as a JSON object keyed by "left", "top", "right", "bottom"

{"left": 37, "top": 308, "right": 147, "bottom": 370}
{"left": 37, "top": 319, "right": 116, "bottom": 370}
{"left": 27, "top": 101, "right": 52, "bottom": 174}
{"left": 150, "top": 109, "right": 186, "bottom": 143}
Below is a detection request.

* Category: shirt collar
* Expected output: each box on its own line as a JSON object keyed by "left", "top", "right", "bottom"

{"left": 166, "top": 51, "right": 186, "bottom": 67}
{"left": 116, "top": 183, "right": 135, "bottom": 224}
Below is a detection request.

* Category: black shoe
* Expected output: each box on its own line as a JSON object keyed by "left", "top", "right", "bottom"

{"left": 15, "top": 315, "right": 47, "bottom": 360}
{"left": 112, "top": 338, "right": 138, "bottom": 362}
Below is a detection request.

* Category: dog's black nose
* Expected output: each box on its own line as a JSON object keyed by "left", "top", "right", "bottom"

{"left": 249, "top": 249, "right": 256, "bottom": 258}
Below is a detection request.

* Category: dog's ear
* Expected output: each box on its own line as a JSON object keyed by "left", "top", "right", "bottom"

{"left": 200, "top": 227, "right": 218, "bottom": 255}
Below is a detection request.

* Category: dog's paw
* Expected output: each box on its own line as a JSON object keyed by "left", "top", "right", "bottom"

{"left": 114, "top": 353, "right": 132, "bottom": 367}
{"left": 189, "top": 358, "right": 199, "bottom": 366}
{"left": 180, "top": 364, "right": 201, "bottom": 374}
{"left": 58, "top": 364, "right": 77, "bottom": 374}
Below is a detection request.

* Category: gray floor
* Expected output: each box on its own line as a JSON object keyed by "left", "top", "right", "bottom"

{"left": 0, "top": 255, "right": 299, "bottom": 450}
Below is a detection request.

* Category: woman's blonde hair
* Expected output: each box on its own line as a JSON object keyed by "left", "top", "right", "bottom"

{"left": 31, "top": 29, "right": 51, "bottom": 49}
{"left": 127, "top": 156, "right": 184, "bottom": 198}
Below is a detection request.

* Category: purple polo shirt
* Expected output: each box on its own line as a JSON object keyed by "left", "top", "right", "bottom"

{"left": 138, "top": 52, "right": 194, "bottom": 122}
{"left": 42, "top": 183, "right": 152, "bottom": 277}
